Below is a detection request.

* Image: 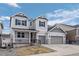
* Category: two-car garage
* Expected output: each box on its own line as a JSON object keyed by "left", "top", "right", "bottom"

{"left": 38, "top": 35, "right": 65, "bottom": 44}
{"left": 50, "top": 36, "right": 63, "bottom": 44}
{"left": 48, "top": 27, "right": 66, "bottom": 44}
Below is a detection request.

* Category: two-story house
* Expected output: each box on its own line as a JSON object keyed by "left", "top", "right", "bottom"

{"left": 10, "top": 13, "right": 37, "bottom": 47}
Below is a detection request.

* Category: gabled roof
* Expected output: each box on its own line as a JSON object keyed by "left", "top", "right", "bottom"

{"left": 48, "top": 25, "right": 56, "bottom": 31}
{"left": 48, "top": 23, "right": 75, "bottom": 32}
{"left": 36, "top": 16, "right": 48, "bottom": 21}
{"left": 14, "top": 12, "right": 28, "bottom": 18}
{"left": 31, "top": 16, "right": 48, "bottom": 22}
{"left": 48, "top": 24, "right": 66, "bottom": 34}
{"left": 10, "top": 12, "right": 30, "bottom": 27}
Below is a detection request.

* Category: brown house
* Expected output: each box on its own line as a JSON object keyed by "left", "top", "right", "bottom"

{"left": 67, "top": 25, "right": 79, "bottom": 44}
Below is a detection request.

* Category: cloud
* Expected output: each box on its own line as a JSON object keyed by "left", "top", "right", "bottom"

{"left": 45, "top": 9, "right": 79, "bottom": 25}
{"left": 6, "top": 3, "right": 20, "bottom": 8}
{"left": 0, "top": 16, "right": 10, "bottom": 33}
{"left": 0, "top": 16, "right": 10, "bottom": 21}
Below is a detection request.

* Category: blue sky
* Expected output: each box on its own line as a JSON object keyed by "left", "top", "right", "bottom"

{"left": 1, "top": 3, "right": 79, "bottom": 33}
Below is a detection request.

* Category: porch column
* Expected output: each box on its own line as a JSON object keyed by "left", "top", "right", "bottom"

{"left": 29, "top": 32, "right": 31, "bottom": 44}
{"left": 48, "top": 34, "right": 51, "bottom": 44}
{"left": 63, "top": 36, "right": 66, "bottom": 44}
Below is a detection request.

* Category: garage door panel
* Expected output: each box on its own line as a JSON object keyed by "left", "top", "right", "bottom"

{"left": 39, "top": 36, "right": 46, "bottom": 44}
{"left": 51, "top": 36, "right": 63, "bottom": 44}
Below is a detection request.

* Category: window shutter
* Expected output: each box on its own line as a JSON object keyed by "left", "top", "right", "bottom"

{"left": 15, "top": 19, "right": 17, "bottom": 25}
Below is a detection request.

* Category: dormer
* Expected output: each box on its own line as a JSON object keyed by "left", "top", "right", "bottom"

{"left": 30, "top": 16, "right": 48, "bottom": 32}
{"left": 10, "top": 12, "right": 29, "bottom": 29}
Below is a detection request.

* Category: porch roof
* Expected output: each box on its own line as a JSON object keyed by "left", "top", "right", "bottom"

{"left": 12, "top": 28, "right": 37, "bottom": 32}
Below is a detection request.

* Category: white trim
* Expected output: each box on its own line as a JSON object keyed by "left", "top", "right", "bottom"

{"left": 48, "top": 25, "right": 66, "bottom": 34}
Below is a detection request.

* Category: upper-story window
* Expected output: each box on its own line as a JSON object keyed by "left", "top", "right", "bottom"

{"left": 15, "top": 19, "right": 27, "bottom": 26}
{"left": 15, "top": 19, "right": 21, "bottom": 25}
{"left": 39, "top": 21, "right": 45, "bottom": 27}
{"left": 22, "top": 20, "right": 27, "bottom": 26}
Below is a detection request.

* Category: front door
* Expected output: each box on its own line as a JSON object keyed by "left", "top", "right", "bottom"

{"left": 31, "top": 32, "right": 36, "bottom": 43}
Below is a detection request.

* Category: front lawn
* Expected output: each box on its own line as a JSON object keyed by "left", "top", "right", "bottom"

{"left": 16, "top": 46, "right": 55, "bottom": 56}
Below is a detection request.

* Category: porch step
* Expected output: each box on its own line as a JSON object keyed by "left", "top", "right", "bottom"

{"left": 13, "top": 44, "right": 29, "bottom": 48}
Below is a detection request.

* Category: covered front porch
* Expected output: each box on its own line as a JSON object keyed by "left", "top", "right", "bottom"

{"left": 13, "top": 29, "right": 37, "bottom": 46}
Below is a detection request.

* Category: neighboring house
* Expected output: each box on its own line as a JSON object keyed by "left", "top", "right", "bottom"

{"left": 66, "top": 25, "right": 79, "bottom": 44}
{"left": 0, "top": 21, "right": 11, "bottom": 48}
{"left": 0, "top": 21, "right": 3, "bottom": 47}
{"left": 52, "top": 24, "right": 78, "bottom": 44}
{"left": 53, "top": 24, "right": 75, "bottom": 32}
{"left": 1, "top": 33, "right": 11, "bottom": 48}
{"left": 47, "top": 24, "right": 79, "bottom": 44}
{"left": 47, "top": 24, "right": 66, "bottom": 44}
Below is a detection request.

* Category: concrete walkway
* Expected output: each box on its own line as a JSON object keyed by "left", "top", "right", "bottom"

{"left": 32, "top": 44, "right": 79, "bottom": 56}
{"left": 0, "top": 48, "right": 16, "bottom": 56}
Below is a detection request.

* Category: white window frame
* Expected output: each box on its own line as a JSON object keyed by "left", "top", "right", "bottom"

{"left": 39, "top": 21, "right": 45, "bottom": 27}
{"left": 17, "top": 32, "right": 25, "bottom": 38}
{"left": 15, "top": 19, "right": 27, "bottom": 26}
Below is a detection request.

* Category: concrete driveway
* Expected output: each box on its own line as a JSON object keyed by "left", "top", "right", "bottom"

{"left": 32, "top": 44, "right": 79, "bottom": 56}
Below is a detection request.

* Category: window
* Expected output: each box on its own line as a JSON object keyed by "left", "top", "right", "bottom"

{"left": 15, "top": 19, "right": 21, "bottom": 25}
{"left": 22, "top": 20, "right": 27, "bottom": 26}
{"left": 22, "top": 32, "right": 24, "bottom": 38}
{"left": 39, "top": 21, "right": 45, "bottom": 27}
{"left": 17, "top": 32, "right": 20, "bottom": 38}
{"left": 17, "top": 32, "right": 25, "bottom": 38}
{"left": 15, "top": 19, "right": 27, "bottom": 26}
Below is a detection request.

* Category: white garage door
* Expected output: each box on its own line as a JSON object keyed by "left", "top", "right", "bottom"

{"left": 51, "top": 36, "right": 63, "bottom": 44}
{"left": 39, "top": 36, "right": 46, "bottom": 44}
